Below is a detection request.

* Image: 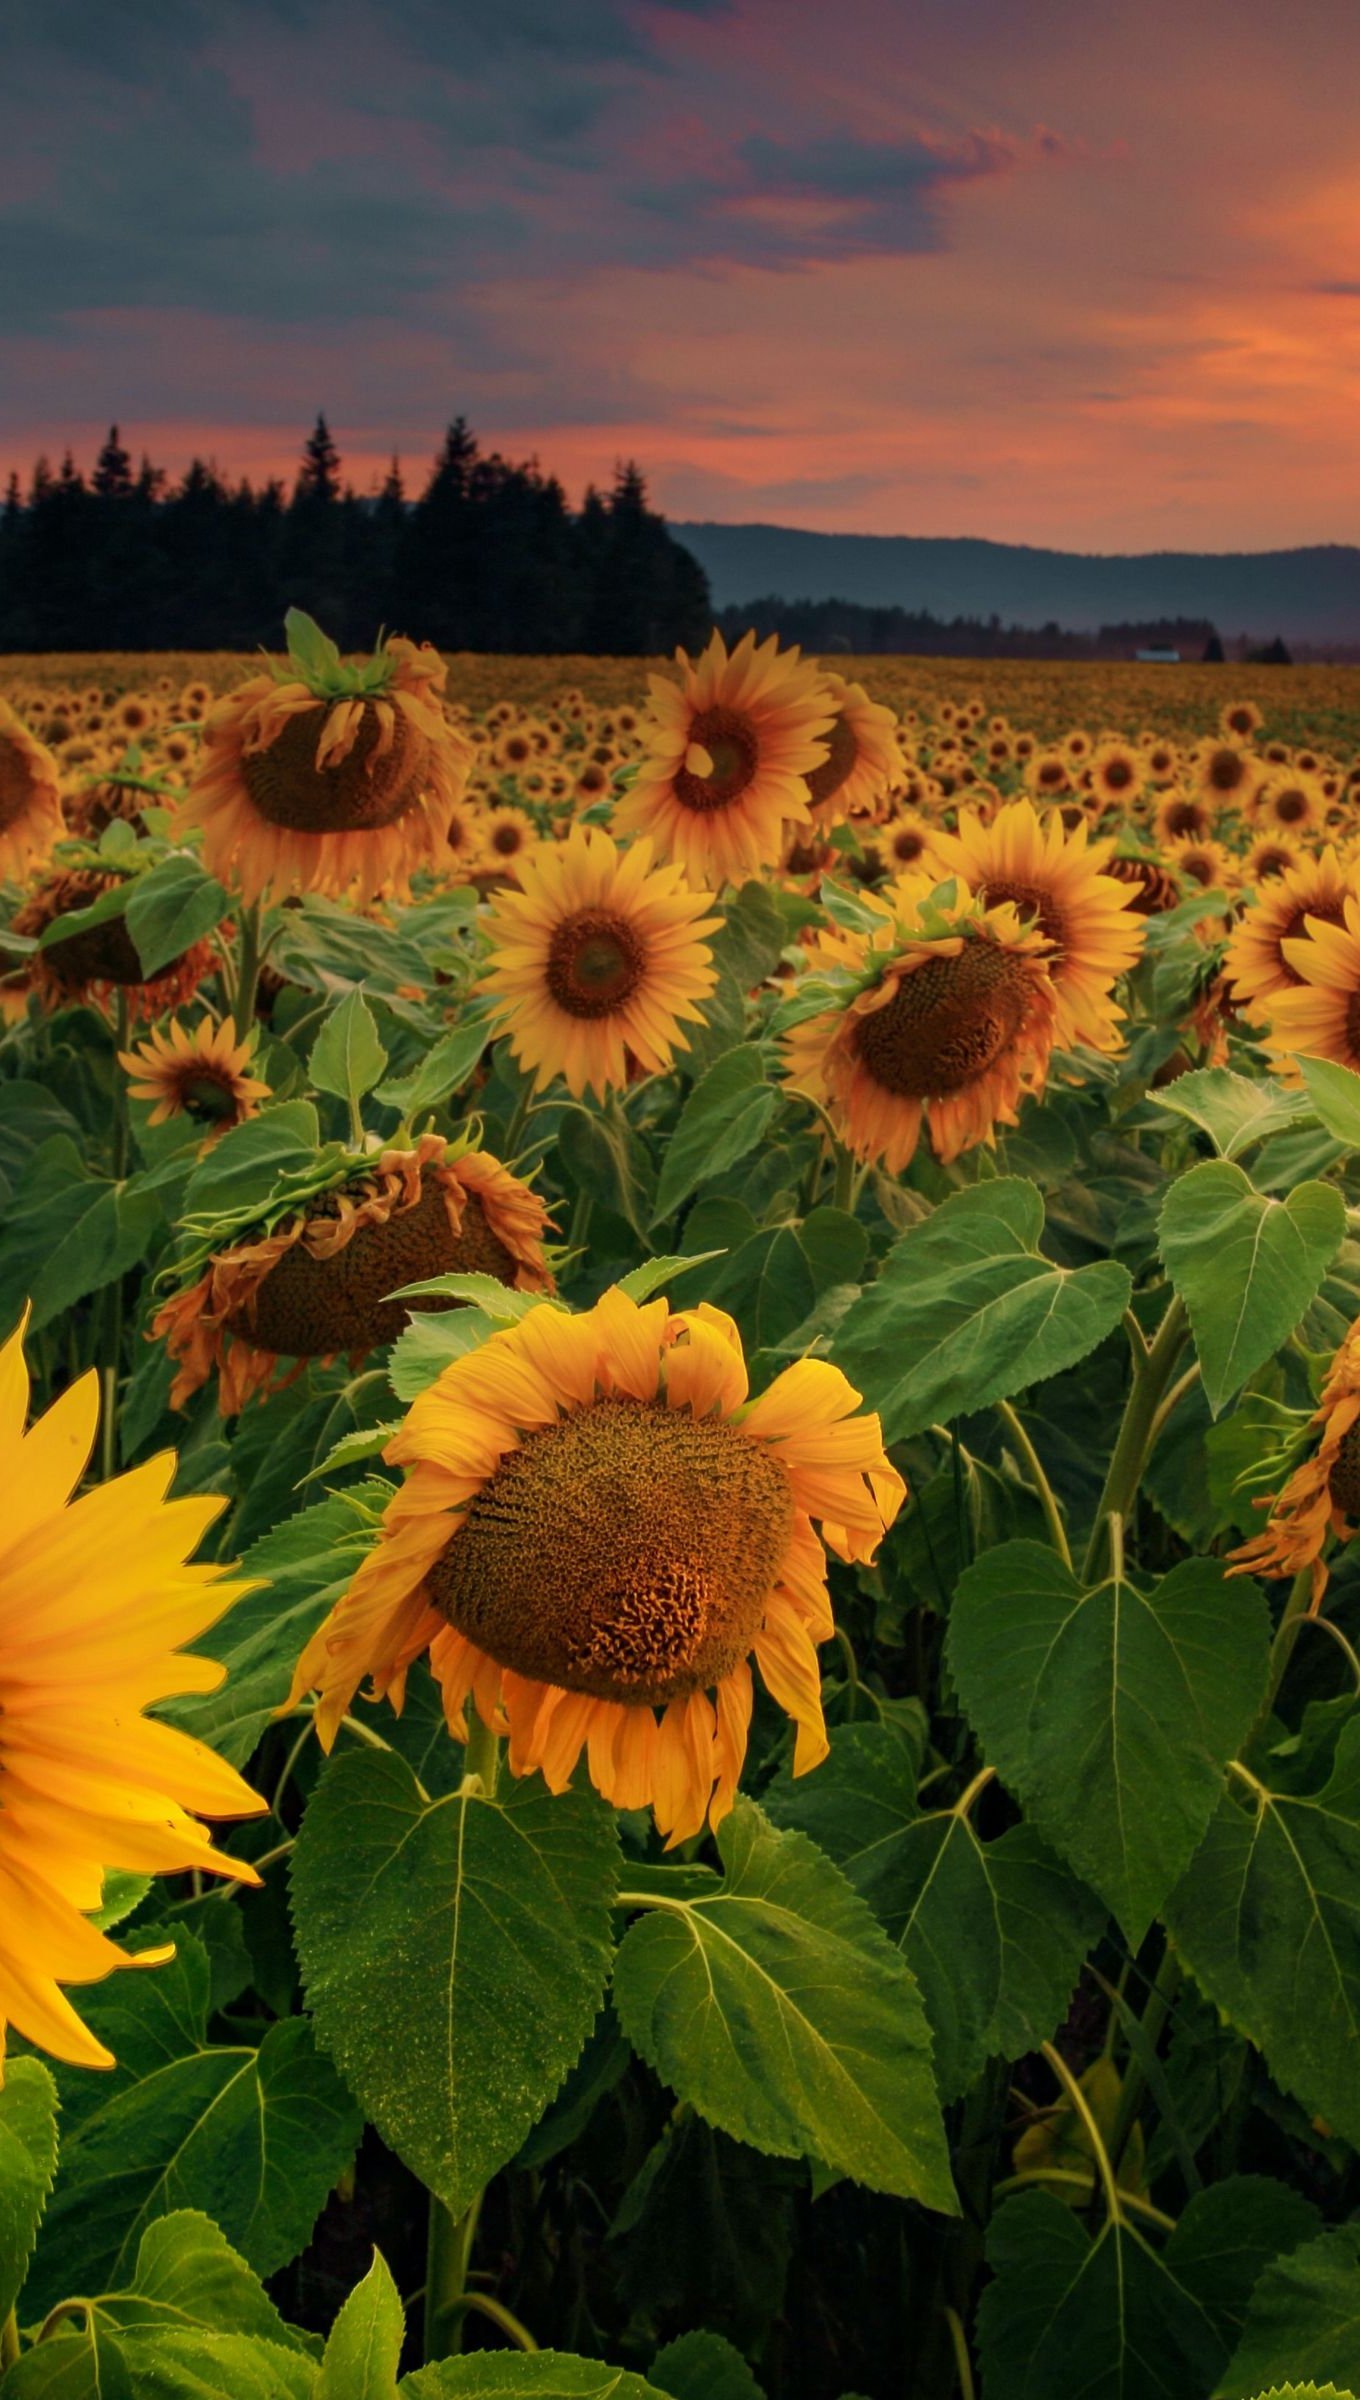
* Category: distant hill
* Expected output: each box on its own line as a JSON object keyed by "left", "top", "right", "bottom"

{"left": 672, "top": 522, "right": 1360, "bottom": 645}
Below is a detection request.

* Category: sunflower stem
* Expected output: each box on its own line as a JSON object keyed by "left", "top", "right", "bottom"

{"left": 1040, "top": 2041, "right": 1124, "bottom": 2227}
{"left": 2, "top": 2309, "right": 19, "bottom": 2367}
{"left": 994, "top": 1401, "right": 1071, "bottom": 1568}
{"left": 100, "top": 994, "right": 132, "bottom": 1483}
{"left": 831, "top": 1140, "right": 857, "bottom": 1214}
{"left": 231, "top": 899, "right": 263, "bottom": 1042}
{"left": 1080, "top": 1294, "right": 1188, "bottom": 1581}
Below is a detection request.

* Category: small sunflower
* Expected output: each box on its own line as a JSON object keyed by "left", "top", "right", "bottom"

{"left": 1155, "top": 788, "right": 1215, "bottom": 844}
{"left": 285, "top": 1287, "right": 903, "bottom": 1844}
{"left": 617, "top": 630, "right": 834, "bottom": 885}
{"left": 1244, "top": 831, "right": 1304, "bottom": 886}
{"left": 1261, "top": 891, "right": 1360, "bottom": 1076}
{"left": 0, "top": 701, "right": 64, "bottom": 884}
{"left": 1229, "top": 1316, "right": 1360, "bottom": 1608}
{"left": 0, "top": 1313, "right": 263, "bottom": 2071}
{"left": 477, "top": 824, "right": 720, "bottom": 1101}
{"left": 1251, "top": 769, "right": 1327, "bottom": 839}
{"left": 120, "top": 1017, "right": 270, "bottom": 1141}
{"left": 1165, "top": 833, "right": 1236, "bottom": 895}
{"left": 1086, "top": 739, "right": 1145, "bottom": 812}
{"left": 1023, "top": 750, "right": 1071, "bottom": 802}
{"left": 478, "top": 805, "right": 539, "bottom": 881}
{"left": 186, "top": 616, "right": 472, "bottom": 904}
{"left": 154, "top": 1134, "right": 555, "bottom": 1416}
{"left": 1223, "top": 845, "right": 1354, "bottom": 1014}
{"left": 11, "top": 868, "right": 217, "bottom": 1020}
{"left": 927, "top": 798, "right": 1145, "bottom": 1053}
{"left": 803, "top": 673, "right": 900, "bottom": 827}
{"left": 1192, "top": 740, "right": 1262, "bottom": 814}
{"left": 1220, "top": 699, "right": 1263, "bottom": 742}
{"left": 782, "top": 879, "right": 1059, "bottom": 1174}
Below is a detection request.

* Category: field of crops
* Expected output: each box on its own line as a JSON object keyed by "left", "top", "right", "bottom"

{"left": 1, "top": 619, "right": 1359, "bottom": 2400}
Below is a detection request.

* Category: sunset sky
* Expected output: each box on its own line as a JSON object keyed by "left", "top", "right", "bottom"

{"left": 5, "top": 0, "right": 1359, "bottom": 553}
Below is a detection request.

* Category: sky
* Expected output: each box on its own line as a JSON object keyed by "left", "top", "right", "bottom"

{"left": 4, "top": 0, "right": 1360, "bottom": 553}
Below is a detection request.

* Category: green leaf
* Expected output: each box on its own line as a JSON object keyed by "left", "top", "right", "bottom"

{"left": 182, "top": 1099, "right": 322, "bottom": 1221}
{"left": 25, "top": 1933, "right": 362, "bottom": 2309}
{"left": 711, "top": 880, "right": 791, "bottom": 990}
{"left": 34, "top": 873, "right": 131, "bottom": 950}
{"left": 319, "top": 2249, "right": 405, "bottom": 2398}
{"left": 399, "top": 2355, "right": 667, "bottom": 2398}
{"left": 388, "top": 1307, "right": 512, "bottom": 1399}
{"left": 291, "top": 1748, "right": 620, "bottom": 2217}
{"left": 650, "top": 2329, "right": 765, "bottom": 2400}
{"left": 651, "top": 1046, "right": 777, "bottom": 1225}
{"left": 309, "top": 987, "right": 389, "bottom": 1107}
{"left": 977, "top": 2188, "right": 1226, "bottom": 2400}
{"left": 1215, "top": 2223, "right": 1360, "bottom": 2399}
{"left": 285, "top": 605, "right": 345, "bottom": 683}
{"left": 90, "top": 2210, "right": 315, "bottom": 2348}
{"left": 1165, "top": 2178, "right": 1322, "bottom": 2356}
{"left": 0, "top": 2059, "right": 58, "bottom": 2325}
{"left": 1152, "top": 1067, "right": 1318, "bottom": 1159}
{"left": 948, "top": 1542, "right": 1271, "bottom": 1942}
{"left": 611, "top": 2115, "right": 795, "bottom": 2352}
{"left": 831, "top": 1179, "right": 1132, "bottom": 1443}
{"left": 124, "top": 852, "right": 230, "bottom": 976}
{"left": 557, "top": 1103, "right": 656, "bottom": 1242}
{"left": 1166, "top": 1723, "right": 1360, "bottom": 2148}
{"left": 1299, "top": 1055, "right": 1360, "bottom": 1150}
{"left": 612, "top": 1799, "right": 956, "bottom": 2211}
{"left": 1159, "top": 1160, "right": 1344, "bottom": 1416}
{"left": 0, "top": 1137, "right": 159, "bottom": 1332}
{"left": 376, "top": 1015, "right": 493, "bottom": 1118}
{"left": 797, "top": 1205, "right": 868, "bottom": 1292}
{"left": 615, "top": 1251, "right": 727, "bottom": 1304}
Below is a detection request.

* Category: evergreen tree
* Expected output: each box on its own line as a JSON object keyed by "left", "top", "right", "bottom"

{"left": 92, "top": 425, "right": 134, "bottom": 502}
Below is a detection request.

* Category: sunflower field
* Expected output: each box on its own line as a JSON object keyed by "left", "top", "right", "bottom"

{"left": 2, "top": 614, "right": 1360, "bottom": 2400}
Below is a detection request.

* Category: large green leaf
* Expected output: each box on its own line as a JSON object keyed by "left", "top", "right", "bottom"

{"left": 291, "top": 1748, "right": 620, "bottom": 2217}
{"left": 1299, "top": 1055, "right": 1360, "bottom": 1150}
{"left": 25, "top": 1933, "right": 361, "bottom": 2311}
{"left": 124, "top": 852, "right": 230, "bottom": 976}
{"left": 948, "top": 1542, "right": 1271, "bottom": 1942}
{"left": 1166, "top": 1723, "right": 1360, "bottom": 2148}
{"left": 182, "top": 1099, "right": 322, "bottom": 1221}
{"left": 765, "top": 1724, "right": 1102, "bottom": 2095}
{"left": 0, "top": 1136, "right": 159, "bottom": 1332}
{"left": 649, "top": 2330, "right": 765, "bottom": 2400}
{"left": 1216, "top": 2224, "right": 1360, "bottom": 2399}
{"left": 310, "top": 986, "right": 389, "bottom": 1108}
{"left": 319, "top": 2249, "right": 405, "bottom": 2398}
{"left": 0, "top": 2059, "right": 58, "bottom": 2325}
{"left": 651, "top": 1045, "right": 776, "bottom": 1225}
{"left": 611, "top": 1800, "right": 955, "bottom": 2211}
{"left": 376, "top": 1014, "right": 492, "bottom": 1118}
{"left": 400, "top": 2356, "right": 667, "bottom": 2398}
{"left": 830, "top": 1179, "right": 1132, "bottom": 1442}
{"left": 1159, "top": 1160, "right": 1344, "bottom": 1415}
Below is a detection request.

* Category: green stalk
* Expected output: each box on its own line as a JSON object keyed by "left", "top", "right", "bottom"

{"left": 231, "top": 899, "right": 263, "bottom": 1042}
{"left": 1107, "top": 1939, "right": 1180, "bottom": 2178}
{"left": 994, "top": 1401, "right": 1071, "bottom": 1568}
{"left": 424, "top": 1713, "right": 501, "bottom": 2364}
{"left": 2, "top": 2309, "right": 19, "bottom": 2368}
{"left": 831, "top": 1140, "right": 857, "bottom": 1214}
{"left": 101, "top": 993, "right": 132, "bottom": 1484}
{"left": 1080, "top": 1295, "right": 1188, "bottom": 1581}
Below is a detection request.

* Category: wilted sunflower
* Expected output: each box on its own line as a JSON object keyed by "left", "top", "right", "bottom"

{"left": 286, "top": 1287, "right": 903, "bottom": 1844}
{"left": 1261, "top": 890, "right": 1360, "bottom": 1076}
{"left": 187, "top": 615, "right": 472, "bottom": 904}
{"left": 0, "top": 699, "right": 64, "bottom": 883}
{"left": 803, "top": 673, "right": 900, "bottom": 827}
{"left": 120, "top": 1016, "right": 270, "bottom": 1141}
{"left": 154, "top": 1133, "right": 555, "bottom": 1415}
{"left": 782, "top": 879, "right": 1059, "bottom": 1174}
{"left": 1229, "top": 1315, "right": 1360, "bottom": 1607}
{"left": 618, "top": 630, "right": 834, "bottom": 885}
{"left": 0, "top": 1313, "right": 263, "bottom": 2071}
{"left": 927, "top": 798, "right": 1145, "bottom": 1053}
{"left": 478, "top": 824, "right": 720, "bottom": 1101}
{"left": 11, "top": 868, "right": 218, "bottom": 1019}
{"left": 1223, "top": 845, "right": 1354, "bottom": 1014}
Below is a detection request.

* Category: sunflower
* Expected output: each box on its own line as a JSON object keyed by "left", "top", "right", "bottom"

{"left": 1086, "top": 740, "right": 1145, "bottom": 812}
{"left": 1192, "top": 740, "right": 1262, "bottom": 814}
{"left": 1023, "top": 751, "right": 1071, "bottom": 802}
{"left": 0, "top": 700, "right": 64, "bottom": 884}
{"left": 880, "top": 806, "right": 944, "bottom": 878}
{"left": 1229, "top": 1316, "right": 1360, "bottom": 1608}
{"left": 0, "top": 1313, "right": 263, "bottom": 2072}
{"left": 1165, "top": 833, "right": 1236, "bottom": 895}
{"left": 1223, "top": 845, "right": 1354, "bottom": 1014}
{"left": 1261, "top": 891, "right": 1360, "bottom": 1076}
{"left": 782, "top": 880, "right": 1059, "bottom": 1174}
{"left": 1251, "top": 769, "right": 1327, "bottom": 839}
{"left": 11, "top": 868, "right": 218, "bottom": 1019}
{"left": 186, "top": 621, "right": 472, "bottom": 904}
{"left": 927, "top": 798, "right": 1145, "bottom": 1053}
{"left": 120, "top": 1017, "right": 270, "bottom": 1141}
{"left": 1244, "top": 830, "right": 1304, "bottom": 885}
{"left": 478, "top": 806, "right": 539, "bottom": 881}
{"left": 285, "top": 1288, "right": 903, "bottom": 1844}
{"left": 1220, "top": 699, "right": 1263, "bottom": 742}
{"left": 1155, "top": 788, "right": 1215, "bottom": 844}
{"left": 477, "top": 824, "right": 721, "bottom": 1101}
{"left": 803, "top": 673, "right": 900, "bottom": 827}
{"left": 617, "top": 631, "right": 834, "bottom": 885}
{"left": 154, "top": 1134, "right": 555, "bottom": 1416}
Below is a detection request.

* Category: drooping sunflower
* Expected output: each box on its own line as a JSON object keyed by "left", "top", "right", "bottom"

{"left": 285, "top": 1287, "right": 904, "bottom": 1843}
{"left": 0, "top": 700, "right": 64, "bottom": 883}
{"left": 1229, "top": 1315, "right": 1360, "bottom": 1608}
{"left": 802, "top": 673, "right": 900, "bottom": 828}
{"left": 11, "top": 868, "right": 218, "bottom": 1019}
{"left": 1261, "top": 891, "right": 1360, "bottom": 1076}
{"left": 186, "top": 617, "right": 472, "bottom": 904}
{"left": 477, "top": 824, "right": 721, "bottom": 1101}
{"left": 1223, "top": 845, "right": 1354, "bottom": 1015}
{"left": 154, "top": 1132, "right": 555, "bottom": 1416}
{"left": 617, "top": 630, "right": 834, "bottom": 885}
{"left": 927, "top": 798, "right": 1145, "bottom": 1053}
{"left": 782, "top": 879, "right": 1059, "bottom": 1174}
{"left": 120, "top": 1016, "right": 270, "bottom": 1141}
{"left": 0, "top": 1314, "right": 263, "bottom": 2071}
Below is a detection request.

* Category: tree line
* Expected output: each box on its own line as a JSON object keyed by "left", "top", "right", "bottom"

{"left": 0, "top": 415, "right": 712, "bottom": 656}
{"left": 717, "top": 595, "right": 1298, "bottom": 663}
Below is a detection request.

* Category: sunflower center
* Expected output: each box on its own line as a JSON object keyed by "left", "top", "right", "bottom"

{"left": 241, "top": 702, "right": 420, "bottom": 834}
{"left": 239, "top": 1183, "right": 517, "bottom": 1358}
{"left": 427, "top": 1395, "right": 794, "bottom": 1705}
{"left": 853, "top": 938, "right": 1036, "bottom": 1101}
{"left": 546, "top": 909, "right": 647, "bottom": 1018}
{"left": 1163, "top": 797, "right": 1208, "bottom": 838}
{"left": 972, "top": 875, "right": 1066, "bottom": 954}
{"left": 492, "top": 821, "right": 526, "bottom": 856}
{"left": 0, "top": 740, "right": 38, "bottom": 831}
{"left": 891, "top": 827, "right": 927, "bottom": 864}
{"left": 806, "top": 712, "right": 859, "bottom": 809}
{"left": 1102, "top": 758, "right": 1134, "bottom": 792}
{"left": 1207, "top": 749, "right": 1247, "bottom": 794}
{"left": 674, "top": 707, "right": 759, "bottom": 813}
{"left": 1330, "top": 1426, "right": 1360, "bottom": 1517}
{"left": 180, "top": 1069, "right": 240, "bottom": 1122}
{"left": 1273, "top": 789, "right": 1308, "bottom": 824}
